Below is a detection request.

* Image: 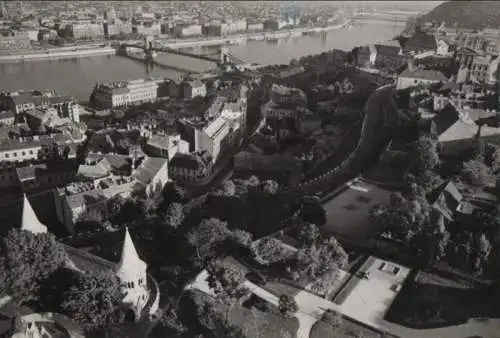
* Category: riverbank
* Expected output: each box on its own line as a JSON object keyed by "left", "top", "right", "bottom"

{"left": 0, "top": 46, "right": 116, "bottom": 63}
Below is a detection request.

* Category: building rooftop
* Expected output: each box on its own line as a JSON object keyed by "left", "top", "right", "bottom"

{"left": 399, "top": 68, "right": 448, "bottom": 82}
{"left": 170, "top": 151, "right": 211, "bottom": 170}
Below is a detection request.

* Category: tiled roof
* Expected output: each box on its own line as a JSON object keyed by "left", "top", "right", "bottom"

{"left": 399, "top": 68, "right": 447, "bottom": 82}
{"left": 0, "top": 110, "right": 15, "bottom": 119}
{"left": 170, "top": 152, "right": 208, "bottom": 170}
{"left": 403, "top": 31, "right": 437, "bottom": 52}
{"left": 438, "top": 119, "right": 477, "bottom": 142}
{"left": 132, "top": 157, "right": 167, "bottom": 186}
{"left": 10, "top": 93, "right": 34, "bottom": 106}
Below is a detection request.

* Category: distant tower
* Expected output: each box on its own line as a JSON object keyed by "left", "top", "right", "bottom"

{"left": 0, "top": 1, "right": 6, "bottom": 18}
{"left": 116, "top": 228, "right": 149, "bottom": 320}
{"left": 21, "top": 194, "right": 48, "bottom": 234}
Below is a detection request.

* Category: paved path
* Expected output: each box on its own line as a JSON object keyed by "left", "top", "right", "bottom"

{"left": 186, "top": 270, "right": 500, "bottom": 338}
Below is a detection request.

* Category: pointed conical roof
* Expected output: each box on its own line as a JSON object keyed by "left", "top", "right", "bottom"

{"left": 116, "top": 228, "right": 147, "bottom": 282}
{"left": 21, "top": 194, "right": 47, "bottom": 234}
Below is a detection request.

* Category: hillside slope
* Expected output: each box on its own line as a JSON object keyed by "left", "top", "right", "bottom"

{"left": 420, "top": 1, "right": 500, "bottom": 29}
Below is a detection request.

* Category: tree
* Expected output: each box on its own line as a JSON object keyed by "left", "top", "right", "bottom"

{"left": 0, "top": 229, "right": 66, "bottom": 304}
{"left": 322, "top": 309, "right": 342, "bottom": 328}
{"left": 261, "top": 180, "right": 279, "bottom": 194}
{"left": 75, "top": 209, "right": 104, "bottom": 232}
{"left": 298, "top": 223, "right": 321, "bottom": 247}
{"left": 186, "top": 218, "right": 230, "bottom": 263}
{"left": 213, "top": 180, "right": 236, "bottom": 197}
{"left": 251, "top": 237, "right": 291, "bottom": 265}
{"left": 413, "top": 135, "right": 440, "bottom": 174}
{"left": 206, "top": 260, "right": 249, "bottom": 306}
{"left": 461, "top": 160, "right": 495, "bottom": 187}
{"left": 61, "top": 271, "right": 124, "bottom": 333}
{"left": 197, "top": 300, "right": 246, "bottom": 338}
{"left": 278, "top": 294, "right": 298, "bottom": 317}
{"left": 229, "top": 229, "right": 253, "bottom": 248}
{"left": 164, "top": 202, "right": 185, "bottom": 229}
{"left": 291, "top": 236, "right": 348, "bottom": 283}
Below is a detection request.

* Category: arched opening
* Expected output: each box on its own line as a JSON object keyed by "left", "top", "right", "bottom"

{"left": 149, "top": 41, "right": 153, "bottom": 50}
{"left": 125, "top": 309, "right": 136, "bottom": 322}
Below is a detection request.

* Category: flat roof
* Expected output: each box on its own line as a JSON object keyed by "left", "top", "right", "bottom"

{"left": 322, "top": 178, "right": 393, "bottom": 239}
{"left": 336, "top": 256, "right": 410, "bottom": 329}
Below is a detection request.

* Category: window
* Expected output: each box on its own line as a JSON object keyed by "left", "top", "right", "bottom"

{"left": 13, "top": 152, "right": 17, "bottom": 157}
{"left": 4, "top": 154, "right": 8, "bottom": 158}
{"left": 21, "top": 151, "right": 25, "bottom": 156}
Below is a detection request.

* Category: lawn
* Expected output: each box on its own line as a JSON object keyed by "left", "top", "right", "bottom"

{"left": 177, "top": 289, "right": 299, "bottom": 338}
{"left": 310, "top": 315, "right": 395, "bottom": 338}
{"left": 322, "top": 179, "right": 393, "bottom": 239}
{"left": 385, "top": 272, "right": 500, "bottom": 329}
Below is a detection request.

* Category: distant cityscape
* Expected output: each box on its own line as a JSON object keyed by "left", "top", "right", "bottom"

{"left": 2, "top": 1, "right": 500, "bottom": 338}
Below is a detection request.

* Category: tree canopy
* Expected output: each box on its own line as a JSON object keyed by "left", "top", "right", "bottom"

{"left": 0, "top": 229, "right": 66, "bottom": 304}
{"left": 186, "top": 218, "right": 231, "bottom": 263}
{"left": 206, "top": 260, "right": 249, "bottom": 306}
{"left": 61, "top": 271, "right": 124, "bottom": 332}
{"left": 164, "top": 202, "right": 186, "bottom": 229}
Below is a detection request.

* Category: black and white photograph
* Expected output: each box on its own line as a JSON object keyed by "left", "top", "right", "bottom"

{"left": 0, "top": 1, "right": 499, "bottom": 337}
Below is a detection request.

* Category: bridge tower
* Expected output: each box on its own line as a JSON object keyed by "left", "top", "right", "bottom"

{"left": 144, "top": 35, "right": 156, "bottom": 61}
{"left": 220, "top": 46, "right": 229, "bottom": 65}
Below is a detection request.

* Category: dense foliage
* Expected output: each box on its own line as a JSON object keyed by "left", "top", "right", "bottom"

{"left": 0, "top": 229, "right": 66, "bottom": 304}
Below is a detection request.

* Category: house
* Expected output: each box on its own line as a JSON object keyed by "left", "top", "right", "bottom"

{"left": 427, "top": 181, "right": 463, "bottom": 227}
{"left": 0, "top": 110, "right": 15, "bottom": 126}
{"left": 16, "top": 160, "right": 78, "bottom": 192}
{"left": 144, "top": 133, "right": 190, "bottom": 160}
{"left": 373, "top": 40, "right": 406, "bottom": 70}
{"left": 182, "top": 80, "right": 207, "bottom": 99}
{"left": 454, "top": 47, "right": 478, "bottom": 68}
{"left": 54, "top": 153, "right": 169, "bottom": 232}
{"left": 169, "top": 151, "right": 213, "bottom": 182}
{"left": 436, "top": 37, "right": 453, "bottom": 56}
{"left": 402, "top": 30, "right": 437, "bottom": 55}
{"left": 469, "top": 55, "right": 499, "bottom": 84}
{"left": 5, "top": 93, "right": 35, "bottom": 115}
{"left": 396, "top": 61, "right": 447, "bottom": 90}
{"left": 435, "top": 108, "right": 500, "bottom": 155}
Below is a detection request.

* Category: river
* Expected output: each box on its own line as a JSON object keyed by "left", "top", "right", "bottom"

{"left": 0, "top": 19, "right": 404, "bottom": 102}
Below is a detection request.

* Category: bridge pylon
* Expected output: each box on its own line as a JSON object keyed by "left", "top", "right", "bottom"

{"left": 144, "top": 35, "right": 156, "bottom": 61}
{"left": 220, "top": 46, "right": 229, "bottom": 65}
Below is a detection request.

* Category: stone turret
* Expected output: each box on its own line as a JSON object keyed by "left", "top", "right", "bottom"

{"left": 116, "top": 228, "right": 149, "bottom": 320}
{"left": 21, "top": 194, "right": 47, "bottom": 234}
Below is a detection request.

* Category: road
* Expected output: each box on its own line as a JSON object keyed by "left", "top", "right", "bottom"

{"left": 187, "top": 270, "right": 500, "bottom": 338}
{"left": 281, "top": 83, "right": 398, "bottom": 198}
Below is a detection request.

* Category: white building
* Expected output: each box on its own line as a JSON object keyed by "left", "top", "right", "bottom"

{"left": 396, "top": 61, "right": 447, "bottom": 90}
{"left": 195, "top": 116, "right": 231, "bottom": 162}
{"left": 92, "top": 79, "right": 159, "bottom": 108}
{"left": 174, "top": 24, "right": 202, "bottom": 38}
{"left": 145, "top": 133, "right": 190, "bottom": 160}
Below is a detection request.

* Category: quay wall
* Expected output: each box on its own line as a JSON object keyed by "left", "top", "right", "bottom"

{"left": 0, "top": 46, "right": 116, "bottom": 64}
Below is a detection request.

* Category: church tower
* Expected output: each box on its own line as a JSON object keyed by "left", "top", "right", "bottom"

{"left": 21, "top": 194, "right": 47, "bottom": 234}
{"left": 116, "top": 228, "right": 149, "bottom": 320}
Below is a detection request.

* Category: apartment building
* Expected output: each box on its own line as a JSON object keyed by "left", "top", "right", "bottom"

{"left": 145, "top": 133, "right": 190, "bottom": 160}
{"left": 0, "top": 34, "right": 31, "bottom": 49}
{"left": 182, "top": 80, "right": 207, "bottom": 99}
{"left": 68, "top": 22, "right": 105, "bottom": 39}
{"left": 270, "top": 84, "right": 308, "bottom": 106}
{"left": 174, "top": 24, "right": 202, "bottom": 38}
{"left": 92, "top": 79, "right": 159, "bottom": 108}
{"left": 169, "top": 151, "right": 213, "bottom": 182}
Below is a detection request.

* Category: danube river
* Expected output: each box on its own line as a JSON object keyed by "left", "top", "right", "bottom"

{"left": 0, "top": 19, "right": 404, "bottom": 102}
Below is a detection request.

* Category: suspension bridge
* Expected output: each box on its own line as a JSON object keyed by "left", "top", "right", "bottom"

{"left": 118, "top": 35, "right": 246, "bottom": 68}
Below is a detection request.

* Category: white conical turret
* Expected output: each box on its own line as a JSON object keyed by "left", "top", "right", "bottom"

{"left": 116, "top": 228, "right": 147, "bottom": 282}
{"left": 21, "top": 194, "right": 47, "bottom": 234}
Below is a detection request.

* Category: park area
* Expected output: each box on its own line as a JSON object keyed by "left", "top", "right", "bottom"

{"left": 322, "top": 179, "right": 394, "bottom": 239}
{"left": 177, "top": 289, "right": 299, "bottom": 338}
